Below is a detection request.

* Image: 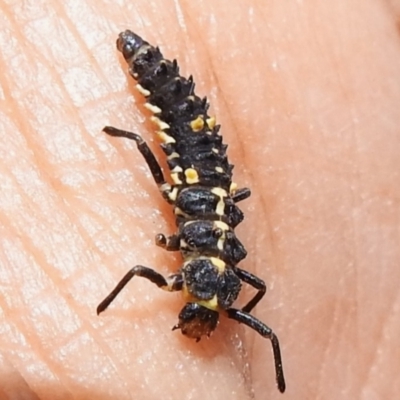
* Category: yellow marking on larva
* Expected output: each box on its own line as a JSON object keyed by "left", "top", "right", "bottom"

{"left": 151, "top": 116, "right": 170, "bottom": 131}
{"left": 211, "top": 187, "right": 228, "bottom": 197}
{"left": 230, "top": 182, "right": 238, "bottom": 194}
{"left": 214, "top": 221, "right": 228, "bottom": 250}
{"left": 183, "top": 220, "right": 195, "bottom": 227}
{"left": 157, "top": 131, "right": 176, "bottom": 144}
{"left": 160, "top": 182, "right": 172, "bottom": 194}
{"left": 171, "top": 173, "right": 183, "bottom": 185}
{"left": 136, "top": 84, "right": 151, "bottom": 97}
{"left": 210, "top": 257, "right": 226, "bottom": 273}
{"left": 185, "top": 168, "right": 200, "bottom": 184}
{"left": 198, "top": 296, "right": 219, "bottom": 311}
{"left": 215, "top": 166, "right": 224, "bottom": 173}
{"left": 135, "top": 44, "right": 152, "bottom": 59}
{"left": 180, "top": 238, "right": 189, "bottom": 248}
{"left": 174, "top": 207, "right": 190, "bottom": 218}
{"left": 214, "top": 220, "right": 229, "bottom": 231}
{"left": 215, "top": 196, "right": 225, "bottom": 215}
{"left": 182, "top": 255, "right": 199, "bottom": 264}
{"left": 144, "top": 103, "right": 162, "bottom": 114}
{"left": 167, "top": 152, "right": 180, "bottom": 160}
{"left": 206, "top": 116, "right": 216, "bottom": 129}
{"left": 190, "top": 116, "right": 204, "bottom": 132}
{"left": 212, "top": 148, "right": 219, "bottom": 154}
{"left": 168, "top": 187, "right": 179, "bottom": 202}
{"left": 164, "top": 276, "right": 181, "bottom": 292}
{"left": 211, "top": 187, "right": 227, "bottom": 216}
{"left": 171, "top": 166, "right": 183, "bottom": 185}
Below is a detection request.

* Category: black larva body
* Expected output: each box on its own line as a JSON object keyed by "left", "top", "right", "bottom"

{"left": 97, "top": 30, "right": 286, "bottom": 393}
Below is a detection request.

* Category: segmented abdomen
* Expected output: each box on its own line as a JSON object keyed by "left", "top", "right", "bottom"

{"left": 117, "top": 30, "right": 233, "bottom": 191}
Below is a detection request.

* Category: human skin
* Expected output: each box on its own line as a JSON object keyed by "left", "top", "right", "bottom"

{"left": 0, "top": 1, "right": 399, "bottom": 399}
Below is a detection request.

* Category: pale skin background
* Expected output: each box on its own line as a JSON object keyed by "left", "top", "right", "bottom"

{"left": 0, "top": 1, "right": 399, "bottom": 399}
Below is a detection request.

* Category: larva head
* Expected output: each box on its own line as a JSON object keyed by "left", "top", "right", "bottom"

{"left": 116, "top": 30, "right": 145, "bottom": 61}
{"left": 173, "top": 303, "right": 219, "bottom": 341}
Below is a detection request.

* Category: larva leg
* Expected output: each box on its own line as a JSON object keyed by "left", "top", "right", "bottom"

{"left": 103, "top": 126, "right": 172, "bottom": 200}
{"left": 97, "top": 266, "right": 183, "bottom": 315}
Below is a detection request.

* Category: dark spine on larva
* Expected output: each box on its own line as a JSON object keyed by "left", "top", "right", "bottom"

{"left": 117, "top": 30, "right": 233, "bottom": 191}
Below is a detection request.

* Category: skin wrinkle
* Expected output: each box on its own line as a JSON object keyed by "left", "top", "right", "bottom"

{"left": 363, "top": 288, "right": 400, "bottom": 399}
{"left": 316, "top": 269, "right": 349, "bottom": 396}
{"left": 358, "top": 278, "right": 396, "bottom": 397}
{"left": 1, "top": 194, "right": 128, "bottom": 397}
{"left": 1, "top": 26, "right": 102, "bottom": 182}
{"left": 0, "top": 352, "right": 40, "bottom": 400}
{"left": 313, "top": 21, "right": 361, "bottom": 391}
{"left": 3, "top": 8, "right": 73, "bottom": 114}
{"left": 172, "top": 0, "right": 188, "bottom": 34}
{"left": 1, "top": 57, "right": 144, "bottom": 400}
{"left": 0, "top": 255, "right": 68, "bottom": 395}
{"left": 57, "top": 3, "right": 115, "bottom": 95}
{"left": 1, "top": 1, "right": 400, "bottom": 399}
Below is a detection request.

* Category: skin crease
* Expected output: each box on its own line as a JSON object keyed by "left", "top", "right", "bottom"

{"left": 0, "top": 0, "right": 400, "bottom": 399}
